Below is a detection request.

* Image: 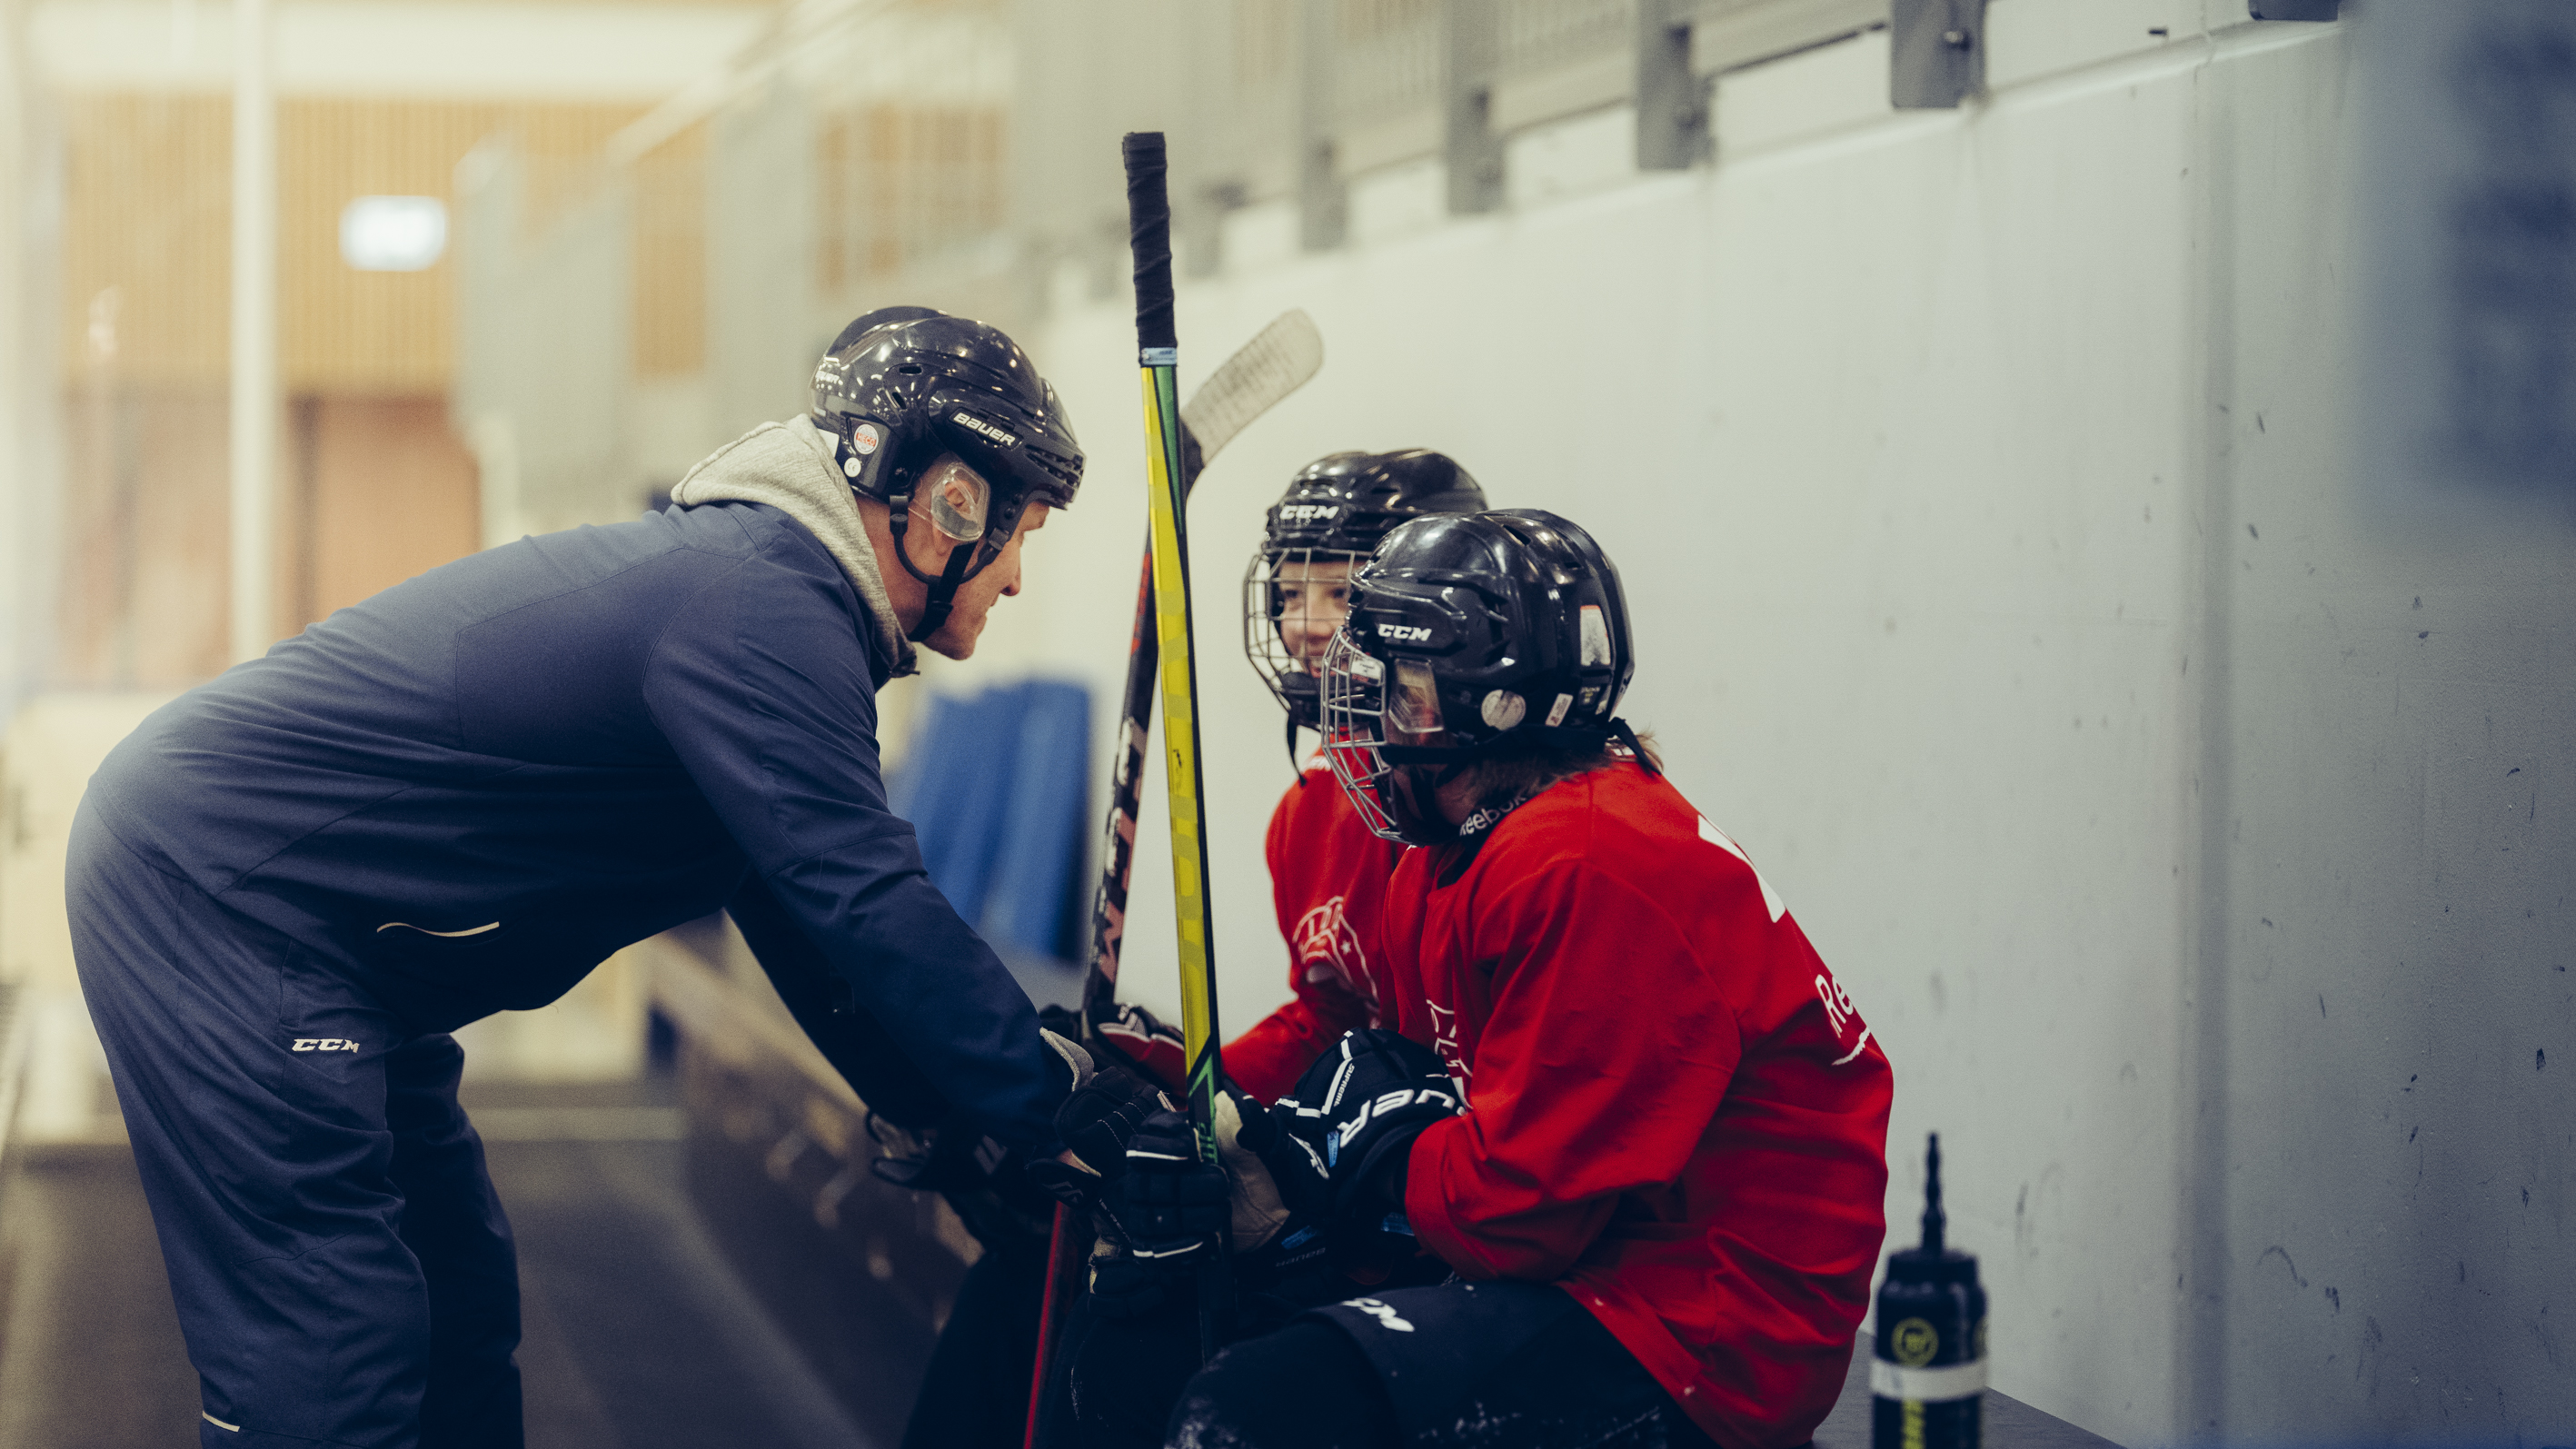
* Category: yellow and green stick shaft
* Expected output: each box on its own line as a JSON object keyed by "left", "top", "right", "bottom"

{"left": 1121, "top": 130, "right": 1232, "bottom": 1358}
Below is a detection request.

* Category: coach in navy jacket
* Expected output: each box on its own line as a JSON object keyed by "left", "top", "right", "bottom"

{"left": 68, "top": 321, "right": 1075, "bottom": 1448}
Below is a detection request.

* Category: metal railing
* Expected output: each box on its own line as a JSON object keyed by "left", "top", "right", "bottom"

{"left": 451, "top": 0, "right": 1898, "bottom": 538}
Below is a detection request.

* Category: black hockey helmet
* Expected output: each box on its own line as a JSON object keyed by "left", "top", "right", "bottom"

{"left": 1319, "top": 508, "right": 1644, "bottom": 845}
{"left": 1242, "top": 450, "right": 1487, "bottom": 734}
{"left": 810, "top": 307, "right": 1084, "bottom": 640}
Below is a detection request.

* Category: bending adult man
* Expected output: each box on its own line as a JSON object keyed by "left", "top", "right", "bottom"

{"left": 70, "top": 307, "right": 1080, "bottom": 1449}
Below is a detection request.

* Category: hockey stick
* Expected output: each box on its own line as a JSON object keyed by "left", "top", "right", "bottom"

{"left": 1124, "top": 128, "right": 1234, "bottom": 1363}
{"left": 1081, "top": 308, "right": 1324, "bottom": 1034}
{"left": 1023, "top": 221, "right": 1323, "bottom": 1449}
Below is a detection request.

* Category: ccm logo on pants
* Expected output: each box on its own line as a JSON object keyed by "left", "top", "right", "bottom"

{"left": 291, "top": 1038, "right": 361, "bottom": 1053}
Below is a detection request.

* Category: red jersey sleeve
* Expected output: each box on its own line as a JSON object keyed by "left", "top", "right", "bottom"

{"left": 1404, "top": 858, "right": 1745, "bottom": 1282}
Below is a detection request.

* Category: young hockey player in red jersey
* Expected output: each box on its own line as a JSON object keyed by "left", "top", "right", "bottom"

{"left": 1154, "top": 508, "right": 1895, "bottom": 1449}
{"left": 1224, "top": 450, "right": 1487, "bottom": 1100}
{"left": 1020, "top": 454, "right": 1487, "bottom": 1448}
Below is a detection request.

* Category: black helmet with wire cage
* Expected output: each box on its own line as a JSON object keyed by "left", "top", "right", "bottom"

{"left": 1242, "top": 450, "right": 1485, "bottom": 732}
{"left": 809, "top": 307, "right": 1083, "bottom": 640}
{"left": 1318, "top": 508, "right": 1643, "bottom": 846}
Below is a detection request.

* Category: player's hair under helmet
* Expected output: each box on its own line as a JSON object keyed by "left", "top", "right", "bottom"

{"left": 1243, "top": 450, "right": 1486, "bottom": 749}
{"left": 809, "top": 307, "right": 1084, "bottom": 641}
{"left": 1318, "top": 508, "right": 1649, "bottom": 846}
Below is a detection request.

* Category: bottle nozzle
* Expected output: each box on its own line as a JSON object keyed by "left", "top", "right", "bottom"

{"left": 1921, "top": 1132, "right": 1946, "bottom": 1256}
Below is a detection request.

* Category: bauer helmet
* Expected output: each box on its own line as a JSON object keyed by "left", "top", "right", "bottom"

{"left": 1318, "top": 508, "right": 1643, "bottom": 846}
{"left": 1243, "top": 450, "right": 1486, "bottom": 734}
{"left": 810, "top": 308, "right": 1084, "bottom": 640}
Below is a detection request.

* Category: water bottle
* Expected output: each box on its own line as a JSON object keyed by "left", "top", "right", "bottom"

{"left": 1872, "top": 1134, "right": 1985, "bottom": 1449}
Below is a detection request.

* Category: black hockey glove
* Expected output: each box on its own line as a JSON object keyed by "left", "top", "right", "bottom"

{"left": 1295, "top": 1028, "right": 1464, "bottom": 1221}
{"left": 1022, "top": 1028, "right": 1173, "bottom": 1207}
{"left": 1110, "top": 1107, "right": 1230, "bottom": 1259}
{"left": 1079, "top": 1107, "right": 1229, "bottom": 1320}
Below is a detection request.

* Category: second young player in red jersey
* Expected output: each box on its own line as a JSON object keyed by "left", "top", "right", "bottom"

{"left": 1222, "top": 451, "right": 1486, "bottom": 1101}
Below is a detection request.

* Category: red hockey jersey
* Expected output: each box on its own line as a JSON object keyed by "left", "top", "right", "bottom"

{"left": 1223, "top": 766, "right": 1403, "bottom": 1102}
{"left": 1387, "top": 763, "right": 1893, "bottom": 1449}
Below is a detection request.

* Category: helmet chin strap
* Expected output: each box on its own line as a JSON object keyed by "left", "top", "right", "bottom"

{"left": 881, "top": 481, "right": 989, "bottom": 643}
{"left": 909, "top": 541, "right": 977, "bottom": 642}
{"left": 1611, "top": 718, "right": 1660, "bottom": 777}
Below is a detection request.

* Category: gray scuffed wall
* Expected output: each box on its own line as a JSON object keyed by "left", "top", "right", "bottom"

{"left": 2190, "top": 10, "right": 2576, "bottom": 1440}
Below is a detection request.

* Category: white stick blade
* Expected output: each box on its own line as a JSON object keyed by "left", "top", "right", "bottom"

{"left": 1180, "top": 309, "right": 1325, "bottom": 463}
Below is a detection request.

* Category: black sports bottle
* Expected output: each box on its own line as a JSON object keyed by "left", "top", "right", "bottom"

{"left": 1872, "top": 1134, "right": 1986, "bottom": 1449}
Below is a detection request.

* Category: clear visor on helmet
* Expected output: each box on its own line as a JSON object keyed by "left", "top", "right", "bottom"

{"left": 1386, "top": 660, "right": 1444, "bottom": 738}
{"left": 1318, "top": 631, "right": 1407, "bottom": 841}
{"left": 1242, "top": 546, "right": 1364, "bottom": 724}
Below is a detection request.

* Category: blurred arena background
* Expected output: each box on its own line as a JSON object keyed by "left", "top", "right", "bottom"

{"left": 0, "top": 2, "right": 2566, "bottom": 1445}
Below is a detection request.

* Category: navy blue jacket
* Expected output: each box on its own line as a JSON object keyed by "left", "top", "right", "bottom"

{"left": 87, "top": 501, "right": 1059, "bottom": 1146}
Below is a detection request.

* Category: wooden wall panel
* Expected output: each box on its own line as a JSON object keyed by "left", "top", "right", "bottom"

{"left": 280, "top": 100, "right": 641, "bottom": 392}
{"left": 59, "top": 95, "right": 233, "bottom": 389}
{"left": 633, "top": 122, "right": 706, "bottom": 378}
{"left": 817, "top": 102, "right": 1004, "bottom": 295}
{"left": 53, "top": 94, "right": 706, "bottom": 684}
{"left": 60, "top": 95, "right": 655, "bottom": 392}
{"left": 301, "top": 396, "right": 481, "bottom": 622}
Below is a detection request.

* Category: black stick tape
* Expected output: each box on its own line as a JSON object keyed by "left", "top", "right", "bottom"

{"left": 1123, "top": 131, "right": 1178, "bottom": 356}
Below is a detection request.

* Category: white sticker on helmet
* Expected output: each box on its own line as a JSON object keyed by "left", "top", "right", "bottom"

{"left": 1545, "top": 693, "right": 1572, "bottom": 728}
{"left": 842, "top": 456, "right": 861, "bottom": 477}
{"left": 852, "top": 422, "right": 881, "bottom": 455}
{"left": 1578, "top": 604, "right": 1612, "bottom": 668}
{"left": 1480, "top": 690, "right": 1526, "bottom": 730}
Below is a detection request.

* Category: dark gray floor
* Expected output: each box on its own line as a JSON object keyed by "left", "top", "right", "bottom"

{"left": 0, "top": 1072, "right": 870, "bottom": 1449}
{"left": 0, "top": 1141, "right": 200, "bottom": 1448}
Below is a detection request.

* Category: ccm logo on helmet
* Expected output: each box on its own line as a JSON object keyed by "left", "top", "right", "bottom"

{"left": 950, "top": 412, "right": 1019, "bottom": 449}
{"left": 1375, "top": 623, "right": 1433, "bottom": 643}
{"left": 291, "top": 1038, "right": 361, "bottom": 1053}
{"left": 1278, "top": 503, "right": 1339, "bottom": 522}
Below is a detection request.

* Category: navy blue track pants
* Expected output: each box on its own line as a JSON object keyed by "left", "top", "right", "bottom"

{"left": 67, "top": 798, "right": 525, "bottom": 1449}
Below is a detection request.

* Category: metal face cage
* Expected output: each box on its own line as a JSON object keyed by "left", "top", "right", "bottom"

{"left": 1319, "top": 630, "right": 1406, "bottom": 841}
{"left": 1243, "top": 545, "right": 1369, "bottom": 729}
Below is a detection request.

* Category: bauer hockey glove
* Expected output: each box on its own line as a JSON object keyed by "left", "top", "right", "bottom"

{"left": 1297, "top": 1028, "right": 1465, "bottom": 1222}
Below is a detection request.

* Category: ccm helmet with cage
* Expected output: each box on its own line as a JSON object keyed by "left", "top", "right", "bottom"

{"left": 810, "top": 307, "right": 1085, "bottom": 640}
{"left": 1319, "top": 508, "right": 1647, "bottom": 846}
{"left": 1243, "top": 450, "right": 1485, "bottom": 751}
